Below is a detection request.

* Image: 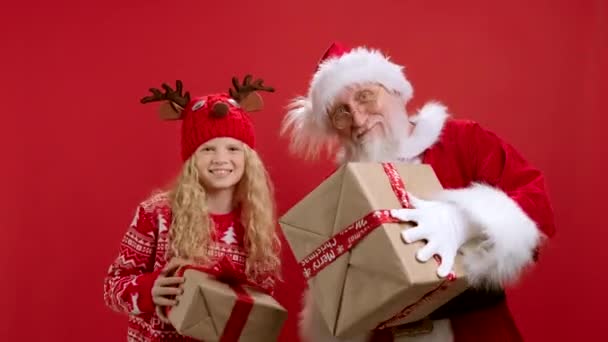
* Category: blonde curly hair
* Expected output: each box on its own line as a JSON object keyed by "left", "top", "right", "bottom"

{"left": 167, "top": 144, "right": 281, "bottom": 279}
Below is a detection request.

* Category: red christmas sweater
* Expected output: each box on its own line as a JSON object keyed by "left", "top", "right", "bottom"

{"left": 103, "top": 192, "right": 276, "bottom": 342}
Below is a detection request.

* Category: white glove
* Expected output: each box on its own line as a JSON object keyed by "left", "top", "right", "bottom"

{"left": 390, "top": 195, "right": 473, "bottom": 278}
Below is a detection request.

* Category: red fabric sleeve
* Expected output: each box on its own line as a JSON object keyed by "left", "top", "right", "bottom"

{"left": 103, "top": 205, "right": 162, "bottom": 317}
{"left": 465, "top": 121, "right": 556, "bottom": 238}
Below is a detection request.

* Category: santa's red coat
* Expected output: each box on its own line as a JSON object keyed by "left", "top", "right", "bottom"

{"left": 298, "top": 103, "right": 556, "bottom": 342}
{"left": 370, "top": 114, "right": 555, "bottom": 341}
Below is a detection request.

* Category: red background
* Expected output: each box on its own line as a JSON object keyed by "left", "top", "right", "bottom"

{"left": 1, "top": 0, "right": 606, "bottom": 341}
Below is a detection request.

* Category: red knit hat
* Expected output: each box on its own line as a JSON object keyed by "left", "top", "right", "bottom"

{"left": 140, "top": 76, "right": 275, "bottom": 161}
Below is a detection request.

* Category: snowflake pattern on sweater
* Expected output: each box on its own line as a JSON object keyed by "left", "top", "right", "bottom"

{"left": 103, "top": 192, "right": 276, "bottom": 342}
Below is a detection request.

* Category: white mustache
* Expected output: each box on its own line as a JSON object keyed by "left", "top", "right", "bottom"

{"left": 352, "top": 118, "right": 383, "bottom": 141}
{"left": 342, "top": 108, "right": 409, "bottom": 163}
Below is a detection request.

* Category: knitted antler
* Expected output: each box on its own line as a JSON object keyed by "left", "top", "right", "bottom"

{"left": 141, "top": 80, "right": 191, "bottom": 120}
{"left": 229, "top": 75, "right": 274, "bottom": 112}
{"left": 141, "top": 80, "right": 191, "bottom": 108}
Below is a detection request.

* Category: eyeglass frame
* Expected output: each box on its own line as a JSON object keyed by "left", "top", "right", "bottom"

{"left": 327, "top": 83, "right": 390, "bottom": 130}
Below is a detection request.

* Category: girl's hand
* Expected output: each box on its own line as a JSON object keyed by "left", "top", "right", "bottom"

{"left": 152, "top": 258, "right": 189, "bottom": 323}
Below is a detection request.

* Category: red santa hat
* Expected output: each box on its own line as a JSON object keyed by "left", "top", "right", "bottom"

{"left": 308, "top": 42, "right": 413, "bottom": 123}
{"left": 141, "top": 76, "right": 274, "bottom": 161}
{"left": 282, "top": 42, "right": 413, "bottom": 158}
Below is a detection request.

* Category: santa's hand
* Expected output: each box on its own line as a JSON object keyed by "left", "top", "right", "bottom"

{"left": 390, "top": 195, "right": 471, "bottom": 278}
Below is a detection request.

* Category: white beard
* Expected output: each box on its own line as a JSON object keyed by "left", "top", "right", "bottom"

{"left": 338, "top": 106, "right": 411, "bottom": 163}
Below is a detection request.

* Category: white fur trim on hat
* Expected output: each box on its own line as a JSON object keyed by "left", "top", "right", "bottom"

{"left": 281, "top": 47, "right": 413, "bottom": 160}
{"left": 312, "top": 47, "right": 412, "bottom": 120}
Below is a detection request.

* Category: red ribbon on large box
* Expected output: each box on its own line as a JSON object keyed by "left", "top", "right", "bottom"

{"left": 299, "top": 162, "right": 456, "bottom": 331}
{"left": 167, "top": 256, "right": 269, "bottom": 342}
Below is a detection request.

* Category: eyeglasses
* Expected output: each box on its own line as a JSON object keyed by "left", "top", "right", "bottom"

{"left": 329, "top": 87, "right": 382, "bottom": 130}
{"left": 331, "top": 107, "right": 354, "bottom": 130}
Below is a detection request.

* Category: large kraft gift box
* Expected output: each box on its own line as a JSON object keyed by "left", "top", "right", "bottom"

{"left": 167, "top": 265, "right": 288, "bottom": 342}
{"left": 279, "top": 163, "right": 470, "bottom": 338}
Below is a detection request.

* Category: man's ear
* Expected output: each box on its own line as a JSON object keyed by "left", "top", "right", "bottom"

{"left": 159, "top": 101, "right": 184, "bottom": 120}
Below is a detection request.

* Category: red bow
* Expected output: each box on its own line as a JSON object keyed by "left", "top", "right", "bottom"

{"left": 204, "top": 256, "right": 248, "bottom": 284}
{"left": 176, "top": 256, "right": 267, "bottom": 293}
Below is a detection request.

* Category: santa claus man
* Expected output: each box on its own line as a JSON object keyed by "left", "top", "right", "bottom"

{"left": 280, "top": 42, "right": 556, "bottom": 342}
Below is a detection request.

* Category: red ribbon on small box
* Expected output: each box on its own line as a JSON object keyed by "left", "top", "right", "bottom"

{"left": 299, "top": 163, "right": 456, "bottom": 331}
{"left": 166, "top": 256, "right": 268, "bottom": 342}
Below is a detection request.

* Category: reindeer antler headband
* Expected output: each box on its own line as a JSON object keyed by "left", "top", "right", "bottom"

{"left": 140, "top": 75, "right": 275, "bottom": 120}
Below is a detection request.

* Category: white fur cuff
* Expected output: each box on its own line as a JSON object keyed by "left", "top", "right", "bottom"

{"left": 437, "top": 183, "right": 541, "bottom": 288}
